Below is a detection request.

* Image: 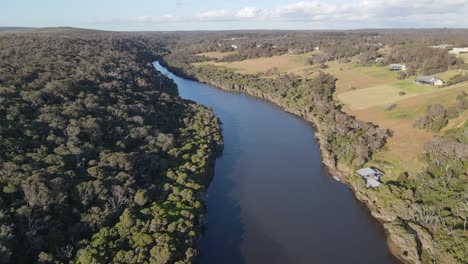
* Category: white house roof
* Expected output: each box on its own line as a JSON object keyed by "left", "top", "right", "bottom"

{"left": 366, "top": 178, "right": 381, "bottom": 188}
{"left": 356, "top": 167, "right": 382, "bottom": 177}
{"left": 416, "top": 76, "right": 437, "bottom": 83}
{"left": 356, "top": 167, "right": 376, "bottom": 176}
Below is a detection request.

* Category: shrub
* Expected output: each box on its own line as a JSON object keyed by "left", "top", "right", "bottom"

{"left": 398, "top": 91, "right": 406, "bottom": 96}
{"left": 319, "top": 63, "right": 328, "bottom": 69}
{"left": 396, "top": 71, "right": 407, "bottom": 80}
{"left": 456, "top": 90, "right": 467, "bottom": 100}
{"left": 413, "top": 104, "right": 448, "bottom": 132}
{"left": 384, "top": 103, "right": 397, "bottom": 111}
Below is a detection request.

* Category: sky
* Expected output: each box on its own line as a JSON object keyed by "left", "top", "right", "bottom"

{"left": 2, "top": 0, "right": 468, "bottom": 31}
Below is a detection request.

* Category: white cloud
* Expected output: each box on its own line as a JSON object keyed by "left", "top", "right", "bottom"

{"left": 236, "top": 7, "right": 261, "bottom": 19}
{"left": 90, "top": 0, "right": 468, "bottom": 28}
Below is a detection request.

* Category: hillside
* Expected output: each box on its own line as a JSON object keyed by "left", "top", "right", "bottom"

{"left": 0, "top": 27, "right": 33, "bottom": 32}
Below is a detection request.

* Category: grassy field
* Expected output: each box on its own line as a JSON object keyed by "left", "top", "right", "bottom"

{"left": 457, "top": 53, "right": 468, "bottom": 63}
{"left": 195, "top": 51, "right": 316, "bottom": 76}
{"left": 352, "top": 83, "right": 467, "bottom": 176}
{"left": 337, "top": 81, "right": 438, "bottom": 110}
{"left": 195, "top": 53, "right": 399, "bottom": 92}
{"left": 193, "top": 53, "right": 468, "bottom": 177}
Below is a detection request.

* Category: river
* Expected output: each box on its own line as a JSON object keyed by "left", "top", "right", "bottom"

{"left": 154, "top": 61, "right": 395, "bottom": 264}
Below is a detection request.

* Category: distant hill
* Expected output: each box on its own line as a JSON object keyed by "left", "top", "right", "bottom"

{"left": 0, "top": 27, "right": 109, "bottom": 34}
{"left": 0, "top": 27, "right": 34, "bottom": 32}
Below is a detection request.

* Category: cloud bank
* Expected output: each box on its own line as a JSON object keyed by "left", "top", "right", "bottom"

{"left": 92, "top": 0, "right": 468, "bottom": 28}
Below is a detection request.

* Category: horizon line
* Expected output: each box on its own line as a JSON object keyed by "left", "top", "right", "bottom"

{"left": 2, "top": 26, "right": 468, "bottom": 33}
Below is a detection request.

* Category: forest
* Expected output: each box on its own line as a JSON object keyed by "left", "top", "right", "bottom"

{"left": 0, "top": 31, "right": 222, "bottom": 263}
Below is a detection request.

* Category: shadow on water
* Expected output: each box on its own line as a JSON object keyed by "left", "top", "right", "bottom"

{"left": 194, "top": 122, "right": 245, "bottom": 264}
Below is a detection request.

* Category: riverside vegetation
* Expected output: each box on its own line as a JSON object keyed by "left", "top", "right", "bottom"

{"left": 0, "top": 30, "right": 222, "bottom": 263}
{"left": 161, "top": 30, "right": 467, "bottom": 264}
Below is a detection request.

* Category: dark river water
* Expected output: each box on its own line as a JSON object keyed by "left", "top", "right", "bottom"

{"left": 154, "top": 61, "right": 395, "bottom": 264}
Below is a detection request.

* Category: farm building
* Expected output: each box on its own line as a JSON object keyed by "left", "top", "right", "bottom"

{"left": 356, "top": 167, "right": 384, "bottom": 188}
{"left": 388, "top": 64, "right": 406, "bottom": 71}
{"left": 415, "top": 76, "right": 444, "bottom": 86}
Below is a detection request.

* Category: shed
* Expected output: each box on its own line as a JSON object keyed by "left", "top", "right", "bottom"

{"left": 415, "top": 76, "right": 444, "bottom": 86}
{"left": 357, "top": 167, "right": 384, "bottom": 188}
{"left": 389, "top": 64, "right": 406, "bottom": 71}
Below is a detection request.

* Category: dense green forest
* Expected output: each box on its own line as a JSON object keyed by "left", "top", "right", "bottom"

{"left": 0, "top": 31, "right": 222, "bottom": 263}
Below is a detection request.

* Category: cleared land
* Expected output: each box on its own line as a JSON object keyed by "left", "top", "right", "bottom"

{"left": 351, "top": 83, "right": 468, "bottom": 177}
{"left": 337, "top": 80, "right": 438, "bottom": 110}
{"left": 194, "top": 54, "right": 398, "bottom": 92}
{"left": 193, "top": 53, "right": 468, "bottom": 177}
{"left": 195, "top": 52, "right": 316, "bottom": 76}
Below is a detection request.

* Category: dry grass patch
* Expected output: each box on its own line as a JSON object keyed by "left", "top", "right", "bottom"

{"left": 352, "top": 106, "right": 433, "bottom": 177}
{"left": 320, "top": 63, "right": 397, "bottom": 94}
{"left": 197, "top": 52, "right": 317, "bottom": 76}
{"left": 346, "top": 83, "right": 468, "bottom": 177}
{"left": 337, "top": 82, "right": 435, "bottom": 110}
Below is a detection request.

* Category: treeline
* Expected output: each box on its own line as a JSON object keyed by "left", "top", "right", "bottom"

{"left": 0, "top": 31, "right": 222, "bottom": 263}
{"left": 386, "top": 45, "right": 464, "bottom": 76}
{"left": 162, "top": 54, "right": 389, "bottom": 169}
{"left": 164, "top": 29, "right": 468, "bottom": 67}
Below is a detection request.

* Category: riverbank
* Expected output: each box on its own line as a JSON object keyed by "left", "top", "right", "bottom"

{"left": 158, "top": 58, "right": 416, "bottom": 264}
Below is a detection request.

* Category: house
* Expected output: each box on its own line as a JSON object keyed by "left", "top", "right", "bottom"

{"left": 356, "top": 167, "right": 384, "bottom": 188}
{"left": 314, "top": 46, "right": 320, "bottom": 51}
{"left": 375, "top": 57, "right": 385, "bottom": 63}
{"left": 231, "top": 44, "right": 238, "bottom": 49}
{"left": 415, "top": 76, "right": 444, "bottom": 86}
{"left": 389, "top": 64, "right": 406, "bottom": 71}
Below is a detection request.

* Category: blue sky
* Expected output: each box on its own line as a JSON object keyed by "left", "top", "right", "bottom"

{"left": 2, "top": 0, "right": 468, "bottom": 31}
